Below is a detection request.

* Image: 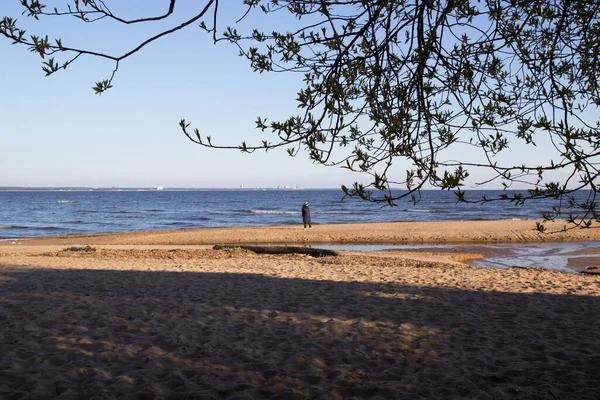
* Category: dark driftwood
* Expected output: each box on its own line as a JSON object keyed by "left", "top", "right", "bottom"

{"left": 581, "top": 266, "right": 600, "bottom": 275}
{"left": 212, "top": 245, "right": 339, "bottom": 257}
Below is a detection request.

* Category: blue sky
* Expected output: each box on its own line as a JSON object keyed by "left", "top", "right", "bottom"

{"left": 0, "top": 1, "right": 577, "bottom": 189}
{"left": 0, "top": 1, "right": 361, "bottom": 188}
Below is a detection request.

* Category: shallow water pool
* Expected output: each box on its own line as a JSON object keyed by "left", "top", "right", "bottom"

{"left": 318, "top": 242, "right": 600, "bottom": 273}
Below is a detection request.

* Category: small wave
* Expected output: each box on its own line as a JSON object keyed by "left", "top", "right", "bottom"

{"left": 39, "top": 226, "right": 69, "bottom": 231}
{"left": 57, "top": 200, "right": 76, "bottom": 204}
{"left": 314, "top": 211, "right": 361, "bottom": 215}
{"left": 243, "top": 209, "right": 301, "bottom": 215}
{"left": 243, "top": 209, "right": 360, "bottom": 215}
{"left": 78, "top": 210, "right": 138, "bottom": 215}
{"left": 1, "top": 225, "right": 69, "bottom": 231}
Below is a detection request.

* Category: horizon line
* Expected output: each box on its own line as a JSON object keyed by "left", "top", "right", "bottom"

{"left": 0, "top": 186, "right": 522, "bottom": 191}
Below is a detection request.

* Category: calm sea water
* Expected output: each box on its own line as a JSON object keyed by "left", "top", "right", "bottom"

{"left": 0, "top": 189, "right": 587, "bottom": 239}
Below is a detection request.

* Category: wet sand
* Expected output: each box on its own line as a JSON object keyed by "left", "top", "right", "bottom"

{"left": 1, "top": 221, "right": 599, "bottom": 398}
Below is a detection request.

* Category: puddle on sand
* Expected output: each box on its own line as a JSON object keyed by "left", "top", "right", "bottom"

{"left": 468, "top": 242, "right": 600, "bottom": 272}
{"left": 318, "top": 242, "right": 600, "bottom": 273}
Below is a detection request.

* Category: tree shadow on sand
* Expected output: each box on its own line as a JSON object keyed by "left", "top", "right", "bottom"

{"left": 0, "top": 264, "right": 598, "bottom": 399}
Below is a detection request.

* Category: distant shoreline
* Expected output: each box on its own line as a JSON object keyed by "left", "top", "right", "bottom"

{"left": 0, "top": 186, "right": 554, "bottom": 191}
{"left": 0, "top": 187, "right": 340, "bottom": 192}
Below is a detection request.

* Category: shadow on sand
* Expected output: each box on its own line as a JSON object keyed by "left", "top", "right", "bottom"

{"left": 0, "top": 265, "right": 598, "bottom": 399}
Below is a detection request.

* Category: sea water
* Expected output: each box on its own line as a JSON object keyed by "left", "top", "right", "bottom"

{"left": 0, "top": 188, "right": 593, "bottom": 239}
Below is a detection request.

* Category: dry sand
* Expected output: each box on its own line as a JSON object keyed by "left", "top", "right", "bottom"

{"left": 1, "top": 221, "right": 599, "bottom": 399}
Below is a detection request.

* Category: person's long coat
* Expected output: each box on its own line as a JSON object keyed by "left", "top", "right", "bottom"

{"left": 302, "top": 204, "right": 311, "bottom": 224}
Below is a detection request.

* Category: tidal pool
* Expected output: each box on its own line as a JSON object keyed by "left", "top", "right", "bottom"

{"left": 318, "top": 242, "right": 600, "bottom": 273}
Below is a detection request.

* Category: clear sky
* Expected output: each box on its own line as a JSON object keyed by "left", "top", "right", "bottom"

{"left": 0, "top": 1, "right": 361, "bottom": 188}
{"left": 0, "top": 1, "right": 579, "bottom": 190}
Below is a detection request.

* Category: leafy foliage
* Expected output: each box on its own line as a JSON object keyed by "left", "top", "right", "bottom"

{"left": 3, "top": 0, "right": 600, "bottom": 229}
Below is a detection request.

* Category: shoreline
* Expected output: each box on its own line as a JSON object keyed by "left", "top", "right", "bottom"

{"left": 2, "top": 219, "right": 600, "bottom": 247}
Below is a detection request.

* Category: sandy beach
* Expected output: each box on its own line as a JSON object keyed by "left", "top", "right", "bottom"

{"left": 1, "top": 221, "right": 599, "bottom": 399}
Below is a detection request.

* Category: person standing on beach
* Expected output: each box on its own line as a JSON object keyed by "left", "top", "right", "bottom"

{"left": 302, "top": 202, "right": 312, "bottom": 230}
